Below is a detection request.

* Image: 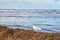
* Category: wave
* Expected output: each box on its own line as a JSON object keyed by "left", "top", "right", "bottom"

{"left": 5, "top": 24, "right": 60, "bottom": 33}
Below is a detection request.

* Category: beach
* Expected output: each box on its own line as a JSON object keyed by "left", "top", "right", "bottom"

{"left": 0, "top": 25, "right": 60, "bottom": 40}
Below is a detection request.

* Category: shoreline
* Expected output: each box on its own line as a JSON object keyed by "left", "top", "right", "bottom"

{"left": 0, "top": 25, "right": 60, "bottom": 40}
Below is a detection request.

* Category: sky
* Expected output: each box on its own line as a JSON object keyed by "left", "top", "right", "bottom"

{"left": 0, "top": 0, "right": 60, "bottom": 9}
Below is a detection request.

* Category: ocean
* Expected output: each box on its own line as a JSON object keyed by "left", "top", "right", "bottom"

{"left": 0, "top": 9, "right": 60, "bottom": 33}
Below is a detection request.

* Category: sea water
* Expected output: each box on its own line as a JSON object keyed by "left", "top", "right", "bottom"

{"left": 0, "top": 9, "right": 60, "bottom": 33}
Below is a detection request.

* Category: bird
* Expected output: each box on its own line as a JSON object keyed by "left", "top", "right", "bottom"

{"left": 32, "top": 25, "right": 43, "bottom": 31}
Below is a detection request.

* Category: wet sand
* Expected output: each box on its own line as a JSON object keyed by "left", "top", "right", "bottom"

{"left": 0, "top": 25, "right": 60, "bottom": 40}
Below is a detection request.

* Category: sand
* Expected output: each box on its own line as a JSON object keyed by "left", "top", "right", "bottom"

{"left": 0, "top": 25, "right": 60, "bottom": 40}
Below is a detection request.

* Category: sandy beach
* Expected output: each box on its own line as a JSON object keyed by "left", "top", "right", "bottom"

{"left": 0, "top": 25, "right": 60, "bottom": 40}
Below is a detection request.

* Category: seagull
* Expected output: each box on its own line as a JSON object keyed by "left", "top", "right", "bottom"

{"left": 32, "top": 25, "right": 43, "bottom": 31}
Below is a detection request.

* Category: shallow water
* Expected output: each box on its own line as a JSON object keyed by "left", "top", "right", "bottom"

{"left": 0, "top": 9, "right": 60, "bottom": 33}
